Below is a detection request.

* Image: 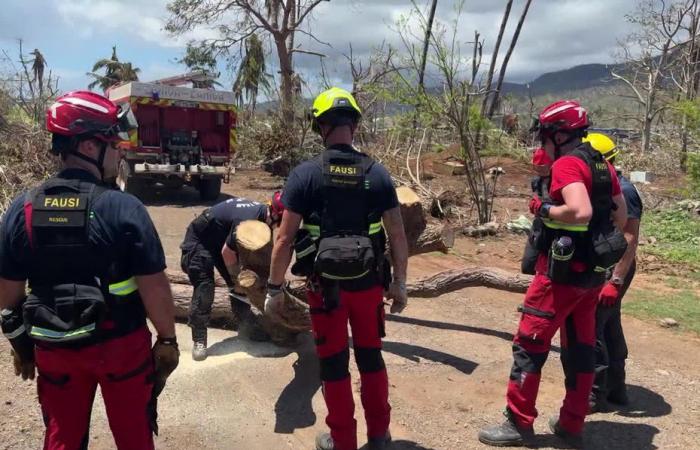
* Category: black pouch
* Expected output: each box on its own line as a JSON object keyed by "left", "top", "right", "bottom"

{"left": 590, "top": 227, "right": 628, "bottom": 272}
{"left": 529, "top": 217, "right": 550, "bottom": 252}
{"left": 314, "top": 235, "right": 376, "bottom": 281}
{"left": 291, "top": 229, "right": 318, "bottom": 277}
{"left": 23, "top": 284, "right": 107, "bottom": 345}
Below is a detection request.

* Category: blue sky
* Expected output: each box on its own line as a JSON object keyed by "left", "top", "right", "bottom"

{"left": 0, "top": 0, "right": 636, "bottom": 94}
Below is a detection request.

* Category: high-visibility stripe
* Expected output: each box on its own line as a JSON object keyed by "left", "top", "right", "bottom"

{"left": 303, "top": 224, "right": 321, "bottom": 236}
{"left": 296, "top": 244, "right": 317, "bottom": 259}
{"left": 3, "top": 324, "right": 26, "bottom": 340}
{"left": 108, "top": 277, "right": 138, "bottom": 296}
{"left": 321, "top": 270, "right": 370, "bottom": 281}
{"left": 302, "top": 222, "right": 383, "bottom": 236}
{"left": 542, "top": 219, "right": 588, "bottom": 232}
{"left": 30, "top": 323, "right": 96, "bottom": 340}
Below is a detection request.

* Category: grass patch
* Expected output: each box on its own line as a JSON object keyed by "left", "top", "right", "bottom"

{"left": 624, "top": 288, "right": 700, "bottom": 335}
{"left": 640, "top": 208, "right": 700, "bottom": 267}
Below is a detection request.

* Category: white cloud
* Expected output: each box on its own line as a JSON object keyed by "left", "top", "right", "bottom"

{"left": 54, "top": 0, "right": 217, "bottom": 48}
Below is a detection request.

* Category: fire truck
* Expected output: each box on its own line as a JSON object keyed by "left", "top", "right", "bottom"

{"left": 107, "top": 74, "right": 236, "bottom": 200}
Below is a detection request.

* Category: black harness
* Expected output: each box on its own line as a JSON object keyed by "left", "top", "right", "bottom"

{"left": 292, "top": 148, "right": 388, "bottom": 309}
{"left": 530, "top": 143, "right": 627, "bottom": 285}
{"left": 22, "top": 177, "right": 146, "bottom": 347}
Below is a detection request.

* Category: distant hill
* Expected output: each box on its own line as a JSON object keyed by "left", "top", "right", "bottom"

{"left": 503, "top": 63, "right": 620, "bottom": 97}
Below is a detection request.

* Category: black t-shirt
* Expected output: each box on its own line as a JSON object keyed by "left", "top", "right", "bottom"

{"left": 0, "top": 169, "right": 166, "bottom": 282}
{"left": 182, "top": 197, "right": 268, "bottom": 253}
{"left": 282, "top": 144, "right": 399, "bottom": 220}
{"left": 619, "top": 174, "right": 643, "bottom": 220}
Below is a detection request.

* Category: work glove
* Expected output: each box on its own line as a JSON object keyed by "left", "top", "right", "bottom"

{"left": 11, "top": 349, "right": 35, "bottom": 381}
{"left": 264, "top": 281, "right": 285, "bottom": 319}
{"left": 529, "top": 196, "right": 552, "bottom": 218}
{"left": 386, "top": 280, "right": 408, "bottom": 314}
{"left": 598, "top": 282, "right": 621, "bottom": 307}
{"left": 152, "top": 337, "right": 179, "bottom": 396}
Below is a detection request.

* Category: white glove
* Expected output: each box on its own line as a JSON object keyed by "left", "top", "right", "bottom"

{"left": 386, "top": 280, "right": 408, "bottom": 314}
{"left": 264, "top": 281, "right": 284, "bottom": 318}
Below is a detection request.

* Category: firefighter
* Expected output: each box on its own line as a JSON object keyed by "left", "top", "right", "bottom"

{"left": 582, "top": 133, "right": 643, "bottom": 412}
{"left": 264, "top": 87, "right": 409, "bottom": 450}
{"left": 0, "top": 91, "right": 179, "bottom": 450}
{"left": 180, "top": 193, "right": 285, "bottom": 361}
{"left": 479, "top": 101, "right": 628, "bottom": 448}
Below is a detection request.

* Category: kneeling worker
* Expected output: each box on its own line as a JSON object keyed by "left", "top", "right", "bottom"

{"left": 181, "top": 193, "right": 285, "bottom": 360}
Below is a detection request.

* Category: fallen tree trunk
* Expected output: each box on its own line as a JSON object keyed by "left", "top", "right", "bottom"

{"left": 406, "top": 267, "right": 531, "bottom": 297}
{"left": 169, "top": 267, "right": 532, "bottom": 331}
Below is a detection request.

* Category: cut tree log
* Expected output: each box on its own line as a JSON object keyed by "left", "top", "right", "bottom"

{"left": 396, "top": 186, "right": 453, "bottom": 256}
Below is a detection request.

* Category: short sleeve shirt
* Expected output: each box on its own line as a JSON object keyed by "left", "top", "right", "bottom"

{"left": 619, "top": 174, "right": 643, "bottom": 220}
{"left": 282, "top": 144, "right": 399, "bottom": 220}
{"left": 208, "top": 198, "right": 267, "bottom": 250}
{"left": 549, "top": 155, "right": 621, "bottom": 203}
{"left": 0, "top": 169, "right": 166, "bottom": 281}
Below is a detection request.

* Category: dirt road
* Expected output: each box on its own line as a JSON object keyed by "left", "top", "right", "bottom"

{"left": 1, "top": 172, "right": 698, "bottom": 449}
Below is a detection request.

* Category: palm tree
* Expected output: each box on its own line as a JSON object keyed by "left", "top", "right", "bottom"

{"left": 87, "top": 46, "right": 140, "bottom": 91}
{"left": 232, "top": 34, "right": 270, "bottom": 113}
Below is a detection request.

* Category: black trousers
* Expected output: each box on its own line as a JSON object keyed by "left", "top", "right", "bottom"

{"left": 592, "top": 262, "right": 636, "bottom": 399}
{"left": 181, "top": 241, "right": 248, "bottom": 342}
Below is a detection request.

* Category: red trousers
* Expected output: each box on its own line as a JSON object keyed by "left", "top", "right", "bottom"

{"left": 507, "top": 273, "right": 600, "bottom": 435}
{"left": 35, "top": 327, "right": 155, "bottom": 450}
{"left": 307, "top": 285, "right": 391, "bottom": 450}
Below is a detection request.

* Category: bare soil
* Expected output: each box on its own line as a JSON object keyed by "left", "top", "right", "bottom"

{"left": 1, "top": 166, "right": 698, "bottom": 450}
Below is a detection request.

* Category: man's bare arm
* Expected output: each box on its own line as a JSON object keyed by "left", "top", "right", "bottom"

{"left": 611, "top": 194, "right": 628, "bottom": 231}
{"left": 269, "top": 211, "right": 302, "bottom": 285}
{"left": 382, "top": 206, "right": 408, "bottom": 283}
{"left": 549, "top": 182, "right": 592, "bottom": 224}
{"left": 612, "top": 217, "right": 639, "bottom": 281}
{"left": 221, "top": 243, "right": 239, "bottom": 277}
{"left": 136, "top": 272, "right": 176, "bottom": 338}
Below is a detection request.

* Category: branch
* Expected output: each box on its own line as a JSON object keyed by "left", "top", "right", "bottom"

{"left": 295, "top": 0, "right": 328, "bottom": 29}
{"left": 288, "top": 48, "right": 327, "bottom": 57}
{"left": 611, "top": 70, "right": 646, "bottom": 104}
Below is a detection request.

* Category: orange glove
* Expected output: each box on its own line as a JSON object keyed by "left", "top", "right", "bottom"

{"left": 598, "top": 282, "right": 621, "bottom": 306}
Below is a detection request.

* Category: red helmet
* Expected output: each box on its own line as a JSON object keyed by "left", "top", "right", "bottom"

{"left": 270, "top": 191, "right": 285, "bottom": 222}
{"left": 46, "top": 90, "right": 137, "bottom": 140}
{"left": 533, "top": 100, "right": 589, "bottom": 136}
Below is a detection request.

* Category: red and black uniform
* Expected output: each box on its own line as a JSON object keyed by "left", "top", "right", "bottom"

{"left": 0, "top": 169, "right": 166, "bottom": 450}
{"left": 180, "top": 197, "right": 268, "bottom": 342}
{"left": 282, "top": 144, "right": 397, "bottom": 450}
{"left": 507, "top": 145, "right": 623, "bottom": 435}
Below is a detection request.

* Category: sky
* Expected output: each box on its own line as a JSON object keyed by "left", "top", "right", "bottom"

{"left": 0, "top": 0, "right": 638, "bottom": 94}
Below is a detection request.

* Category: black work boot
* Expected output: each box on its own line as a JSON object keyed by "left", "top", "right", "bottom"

{"left": 588, "top": 392, "right": 609, "bottom": 414}
{"left": 607, "top": 388, "right": 629, "bottom": 406}
{"left": 478, "top": 408, "right": 533, "bottom": 447}
{"left": 367, "top": 431, "right": 392, "bottom": 449}
{"left": 548, "top": 416, "right": 583, "bottom": 449}
{"left": 315, "top": 432, "right": 335, "bottom": 450}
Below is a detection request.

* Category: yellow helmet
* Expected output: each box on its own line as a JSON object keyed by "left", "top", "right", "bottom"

{"left": 311, "top": 87, "right": 361, "bottom": 122}
{"left": 583, "top": 132, "right": 619, "bottom": 161}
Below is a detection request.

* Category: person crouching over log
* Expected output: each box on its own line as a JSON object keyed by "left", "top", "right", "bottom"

{"left": 479, "top": 101, "right": 628, "bottom": 448}
{"left": 180, "top": 193, "right": 285, "bottom": 361}
{"left": 265, "top": 87, "right": 409, "bottom": 450}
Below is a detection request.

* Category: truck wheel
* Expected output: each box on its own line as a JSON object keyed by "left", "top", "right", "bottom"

{"left": 198, "top": 178, "right": 221, "bottom": 201}
{"left": 117, "top": 159, "right": 142, "bottom": 197}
